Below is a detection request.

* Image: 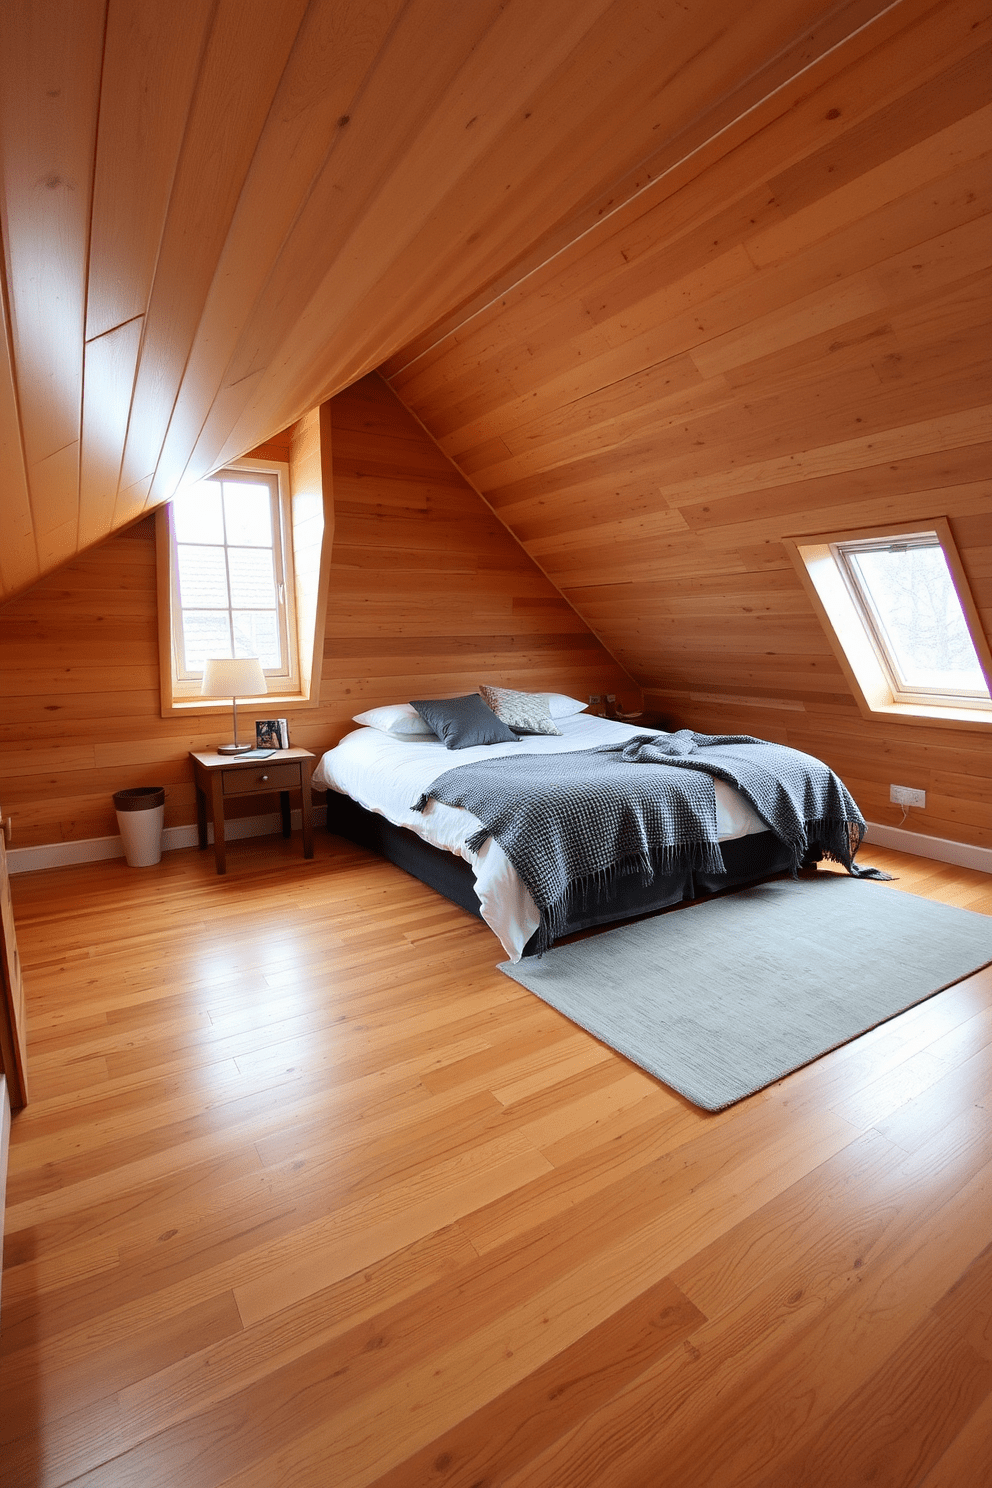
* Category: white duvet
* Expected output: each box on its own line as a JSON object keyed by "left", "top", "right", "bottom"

{"left": 312, "top": 714, "right": 766, "bottom": 961}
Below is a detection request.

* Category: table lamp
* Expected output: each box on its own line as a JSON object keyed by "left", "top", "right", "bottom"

{"left": 201, "top": 657, "right": 267, "bottom": 754}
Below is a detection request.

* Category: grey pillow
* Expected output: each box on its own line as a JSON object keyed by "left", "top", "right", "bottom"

{"left": 410, "top": 694, "right": 519, "bottom": 750}
{"left": 479, "top": 684, "right": 562, "bottom": 736}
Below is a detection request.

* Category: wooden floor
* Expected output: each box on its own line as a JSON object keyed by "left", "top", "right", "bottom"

{"left": 1, "top": 833, "right": 990, "bottom": 1487}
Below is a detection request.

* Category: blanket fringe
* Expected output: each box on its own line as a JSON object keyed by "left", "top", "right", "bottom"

{"left": 807, "top": 816, "right": 893, "bottom": 880}
{"left": 534, "top": 838, "right": 726, "bottom": 955}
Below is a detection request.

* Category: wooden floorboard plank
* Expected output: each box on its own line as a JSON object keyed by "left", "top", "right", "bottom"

{"left": 495, "top": 1136, "right": 992, "bottom": 1488}
{"left": 0, "top": 843, "right": 988, "bottom": 1486}
{"left": 363, "top": 1276, "right": 705, "bottom": 1488}
{"left": 761, "top": 1311, "right": 992, "bottom": 1488}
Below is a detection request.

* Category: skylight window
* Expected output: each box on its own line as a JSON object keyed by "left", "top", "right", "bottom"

{"left": 834, "top": 533, "right": 990, "bottom": 706}
{"left": 784, "top": 519, "right": 992, "bottom": 730}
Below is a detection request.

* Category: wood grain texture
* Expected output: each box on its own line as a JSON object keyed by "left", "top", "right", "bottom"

{"left": 0, "top": 374, "right": 632, "bottom": 849}
{"left": 0, "top": 838, "right": 988, "bottom": 1485}
{"left": 0, "top": 0, "right": 106, "bottom": 564}
{"left": 384, "top": 0, "right": 992, "bottom": 850}
{"left": 0, "top": 0, "right": 906, "bottom": 601}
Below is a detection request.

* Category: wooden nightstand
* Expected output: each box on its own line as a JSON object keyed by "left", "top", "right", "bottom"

{"left": 190, "top": 748, "right": 316, "bottom": 875}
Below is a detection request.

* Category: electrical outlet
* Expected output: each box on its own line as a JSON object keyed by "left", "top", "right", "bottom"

{"left": 890, "top": 784, "right": 926, "bottom": 808}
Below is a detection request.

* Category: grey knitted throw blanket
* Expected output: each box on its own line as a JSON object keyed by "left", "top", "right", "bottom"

{"left": 412, "top": 730, "right": 888, "bottom": 953}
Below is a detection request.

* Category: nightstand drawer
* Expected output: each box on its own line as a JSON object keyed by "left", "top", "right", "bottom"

{"left": 222, "top": 762, "right": 301, "bottom": 795}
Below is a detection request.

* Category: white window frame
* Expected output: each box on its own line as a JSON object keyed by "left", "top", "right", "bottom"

{"left": 832, "top": 529, "right": 991, "bottom": 710}
{"left": 158, "top": 457, "right": 307, "bottom": 711}
{"left": 166, "top": 461, "right": 300, "bottom": 699}
{"left": 784, "top": 517, "right": 992, "bottom": 732}
{"left": 156, "top": 405, "right": 334, "bottom": 719}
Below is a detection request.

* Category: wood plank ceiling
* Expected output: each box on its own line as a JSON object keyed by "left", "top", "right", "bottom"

{"left": 0, "top": 0, "right": 907, "bottom": 604}
{"left": 382, "top": 0, "right": 992, "bottom": 732}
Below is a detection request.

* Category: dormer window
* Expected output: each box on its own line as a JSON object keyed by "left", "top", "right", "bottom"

{"left": 169, "top": 466, "right": 299, "bottom": 690}
{"left": 785, "top": 519, "right": 992, "bottom": 730}
{"left": 155, "top": 407, "right": 333, "bottom": 717}
{"left": 833, "top": 531, "right": 990, "bottom": 709}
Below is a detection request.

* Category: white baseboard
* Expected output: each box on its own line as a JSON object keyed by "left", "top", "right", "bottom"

{"left": 8, "top": 805, "right": 328, "bottom": 875}
{"left": 863, "top": 821, "right": 991, "bottom": 875}
{"left": 9, "top": 808, "right": 987, "bottom": 877}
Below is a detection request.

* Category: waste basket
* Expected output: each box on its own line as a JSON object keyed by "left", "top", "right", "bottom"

{"left": 113, "top": 787, "right": 166, "bottom": 867}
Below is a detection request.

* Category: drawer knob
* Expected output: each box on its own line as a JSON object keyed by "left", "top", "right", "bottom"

{"left": 260, "top": 774, "right": 269, "bottom": 781}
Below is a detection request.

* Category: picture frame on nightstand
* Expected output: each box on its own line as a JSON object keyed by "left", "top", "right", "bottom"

{"left": 256, "top": 719, "right": 289, "bottom": 749}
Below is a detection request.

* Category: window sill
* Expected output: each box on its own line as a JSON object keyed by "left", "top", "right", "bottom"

{"left": 166, "top": 694, "right": 315, "bottom": 716}
{"left": 856, "top": 700, "right": 991, "bottom": 732}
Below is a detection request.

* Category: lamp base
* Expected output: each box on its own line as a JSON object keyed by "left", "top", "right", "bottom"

{"left": 217, "top": 742, "right": 252, "bottom": 754}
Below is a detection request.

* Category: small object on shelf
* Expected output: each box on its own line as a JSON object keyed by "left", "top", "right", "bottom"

{"left": 587, "top": 694, "right": 603, "bottom": 716}
{"left": 605, "top": 694, "right": 643, "bottom": 722}
{"left": 256, "top": 718, "right": 289, "bottom": 749}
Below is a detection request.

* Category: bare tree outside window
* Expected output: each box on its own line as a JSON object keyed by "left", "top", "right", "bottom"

{"left": 839, "top": 536, "right": 989, "bottom": 701}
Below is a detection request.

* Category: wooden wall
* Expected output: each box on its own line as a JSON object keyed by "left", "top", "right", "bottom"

{"left": 320, "top": 376, "right": 632, "bottom": 724}
{"left": 384, "top": 0, "right": 992, "bottom": 850}
{"left": 1, "top": 0, "right": 876, "bottom": 603}
{"left": 0, "top": 376, "right": 633, "bottom": 850}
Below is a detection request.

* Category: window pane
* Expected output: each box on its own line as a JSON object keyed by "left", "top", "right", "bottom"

{"left": 174, "top": 482, "right": 224, "bottom": 544}
{"left": 223, "top": 482, "right": 273, "bottom": 546}
{"left": 182, "top": 612, "right": 233, "bottom": 670}
{"left": 177, "top": 545, "right": 229, "bottom": 608}
{"left": 228, "top": 546, "right": 276, "bottom": 608}
{"left": 850, "top": 544, "right": 989, "bottom": 695}
{"left": 233, "top": 610, "right": 280, "bottom": 667}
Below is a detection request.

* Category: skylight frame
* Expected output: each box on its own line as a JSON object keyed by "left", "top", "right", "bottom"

{"left": 783, "top": 517, "right": 992, "bottom": 733}
{"left": 831, "top": 529, "right": 991, "bottom": 710}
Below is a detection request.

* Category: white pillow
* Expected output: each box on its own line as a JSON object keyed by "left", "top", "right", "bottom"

{"left": 541, "top": 693, "right": 588, "bottom": 719}
{"left": 352, "top": 703, "right": 436, "bottom": 737}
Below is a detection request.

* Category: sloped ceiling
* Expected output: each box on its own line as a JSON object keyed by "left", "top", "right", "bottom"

{"left": 382, "top": 0, "right": 992, "bottom": 706}
{"left": 0, "top": 0, "right": 900, "bottom": 602}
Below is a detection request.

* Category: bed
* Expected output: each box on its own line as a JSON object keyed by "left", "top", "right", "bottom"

{"left": 313, "top": 702, "right": 827, "bottom": 961}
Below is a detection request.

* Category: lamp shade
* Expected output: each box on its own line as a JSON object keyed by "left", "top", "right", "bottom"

{"left": 200, "top": 657, "right": 267, "bottom": 699}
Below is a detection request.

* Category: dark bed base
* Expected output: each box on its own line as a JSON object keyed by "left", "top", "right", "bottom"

{"left": 328, "top": 791, "right": 798, "bottom": 956}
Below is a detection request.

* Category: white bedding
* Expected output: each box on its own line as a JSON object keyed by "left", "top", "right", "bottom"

{"left": 313, "top": 714, "right": 766, "bottom": 961}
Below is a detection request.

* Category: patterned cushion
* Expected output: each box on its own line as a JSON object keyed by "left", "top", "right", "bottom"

{"left": 479, "top": 685, "right": 562, "bottom": 736}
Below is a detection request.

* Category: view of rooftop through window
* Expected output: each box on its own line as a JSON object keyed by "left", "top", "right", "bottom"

{"left": 173, "top": 476, "right": 282, "bottom": 671}
{"left": 838, "top": 536, "right": 989, "bottom": 701}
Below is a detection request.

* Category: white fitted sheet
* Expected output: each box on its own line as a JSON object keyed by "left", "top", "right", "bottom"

{"left": 313, "top": 714, "right": 767, "bottom": 961}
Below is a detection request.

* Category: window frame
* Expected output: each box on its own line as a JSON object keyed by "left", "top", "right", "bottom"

{"left": 784, "top": 517, "right": 992, "bottom": 732}
{"left": 832, "top": 529, "right": 991, "bottom": 711}
{"left": 166, "top": 461, "right": 300, "bottom": 697}
{"left": 157, "top": 455, "right": 315, "bottom": 716}
{"left": 156, "top": 405, "right": 334, "bottom": 720}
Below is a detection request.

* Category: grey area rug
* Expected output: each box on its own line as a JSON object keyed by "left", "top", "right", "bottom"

{"left": 499, "top": 875, "right": 992, "bottom": 1110}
